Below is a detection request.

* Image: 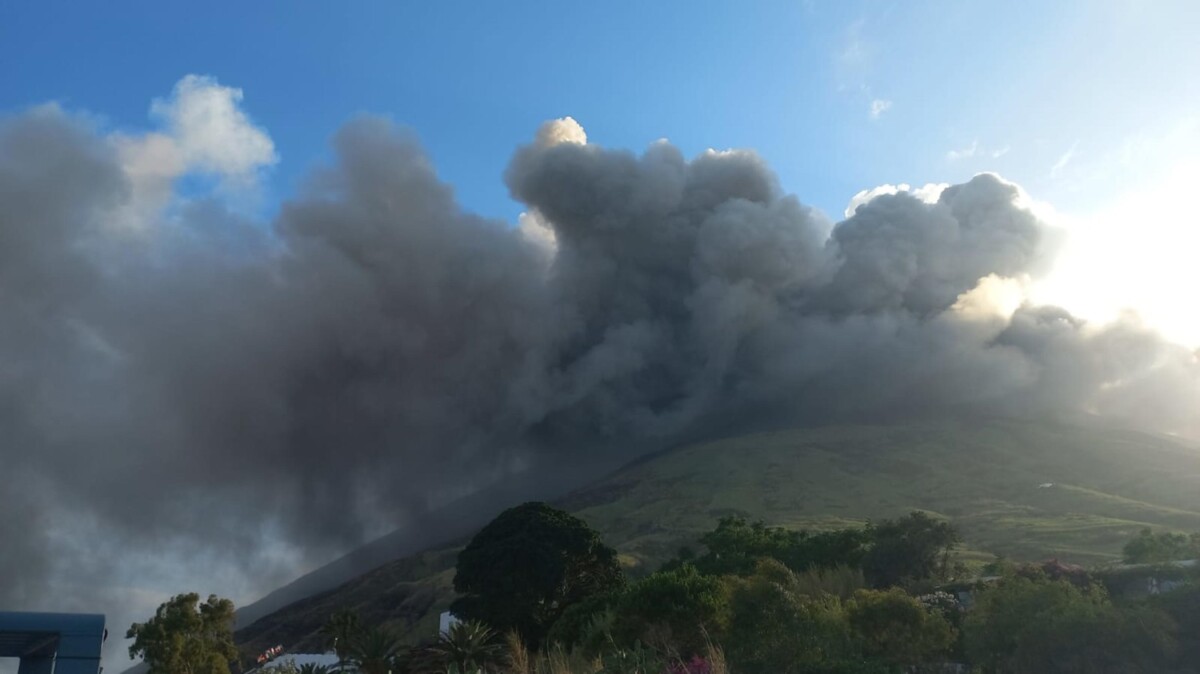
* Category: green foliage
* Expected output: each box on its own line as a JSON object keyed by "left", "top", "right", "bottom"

{"left": 244, "top": 422, "right": 1200, "bottom": 653}
{"left": 690, "top": 516, "right": 800, "bottom": 576}
{"left": 258, "top": 510, "right": 1199, "bottom": 674}
{"left": 427, "top": 620, "right": 506, "bottom": 673}
{"left": 791, "top": 530, "right": 875, "bottom": 574}
{"left": 1150, "top": 582, "right": 1200, "bottom": 666}
{"left": 545, "top": 592, "right": 620, "bottom": 654}
{"left": 680, "top": 512, "right": 957, "bottom": 593}
{"left": 1122, "top": 528, "right": 1200, "bottom": 563}
{"left": 861, "top": 512, "right": 959, "bottom": 589}
{"left": 348, "top": 625, "right": 404, "bottom": 674}
{"left": 979, "top": 556, "right": 1018, "bottom": 577}
{"left": 844, "top": 588, "right": 955, "bottom": 668}
{"left": 791, "top": 565, "right": 866, "bottom": 600}
{"left": 723, "top": 559, "right": 858, "bottom": 674}
{"left": 687, "top": 517, "right": 871, "bottom": 577}
{"left": 719, "top": 559, "right": 959, "bottom": 673}
{"left": 452, "top": 502, "right": 625, "bottom": 647}
{"left": 126, "top": 592, "right": 238, "bottom": 674}
{"left": 963, "top": 573, "right": 1175, "bottom": 673}
{"left": 320, "top": 608, "right": 362, "bottom": 662}
{"left": 608, "top": 564, "right": 728, "bottom": 656}
{"left": 548, "top": 564, "right": 727, "bottom": 658}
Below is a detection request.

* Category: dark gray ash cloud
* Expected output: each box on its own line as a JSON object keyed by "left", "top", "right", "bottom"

{"left": 1, "top": 99, "right": 1197, "bottom": 665}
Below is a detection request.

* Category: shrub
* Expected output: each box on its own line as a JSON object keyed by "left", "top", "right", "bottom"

{"left": 845, "top": 588, "right": 956, "bottom": 668}
{"left": 963, "top": 573, "right": 1175, "bottom": 673}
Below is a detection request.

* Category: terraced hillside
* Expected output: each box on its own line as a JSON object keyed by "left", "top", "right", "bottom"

{"left": 235, "top": 418, "right": 1200, "bottom": 656}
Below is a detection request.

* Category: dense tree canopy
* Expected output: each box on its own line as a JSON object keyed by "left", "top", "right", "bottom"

{"left": 845, "top": 588, "right": 955, "bottom": 668}
{"left": 1123, "top": 528, "right": 1200, "bottom": 564}
{"left": 685, "top": 517, "right": 871, "bottom": 577}
{"left": 964, "top": 573, "right": 1175, "bottom": 673}
{"left": 452, "top": 501, "right": 625, "bottom": 646}
{"left": 723, "top": 559, "right": 859, "bottom": 674}
{"left": 126, "top": 592, "right": 238, "bottom": 674}
{"left": 314, "top": 515, "right": 1200, "bottom": 673}
{"left": 544, "top": 591, "right": 621, "bottom": 655}
{"left": 669, "top": 511, "right": 957, "bottom": 591}
{"left": 610, "top": 564, "right": 729, "bottom": 656}
{"left": 862, "top": 512, "right": 959, "bottom": 588}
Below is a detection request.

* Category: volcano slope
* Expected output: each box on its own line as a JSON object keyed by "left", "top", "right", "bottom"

{"left": 235, "top": 418, "right": 1200, "bottom": 655}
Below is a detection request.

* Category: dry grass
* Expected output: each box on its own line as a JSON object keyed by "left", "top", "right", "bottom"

{"left": 706, "top": 642, "right": 728, "bottom": 674}
{"left": 792, "top": 564, "right": 866, "bottom": 599}
{"left": 539, "top": 645, "right": 598, "bottom": 674}
{"left": 502, "top": 633, "right": 600, "bottom": 674}
{"left": 505, "top": 631, "right": 531, "bottom": 674}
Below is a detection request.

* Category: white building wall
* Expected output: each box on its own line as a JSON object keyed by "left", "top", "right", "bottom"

{"left": 439, "top": 610, "right": 461, "bottom": 635}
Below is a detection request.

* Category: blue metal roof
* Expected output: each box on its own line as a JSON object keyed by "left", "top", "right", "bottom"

{"left": 0, "top": 612, "right": 105, "bottom": 673}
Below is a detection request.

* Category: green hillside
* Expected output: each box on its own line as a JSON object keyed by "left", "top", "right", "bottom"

{"left": 235, "top": 418, "right": 1200, "bottom": 656}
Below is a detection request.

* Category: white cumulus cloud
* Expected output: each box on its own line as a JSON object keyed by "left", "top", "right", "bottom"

{"left": 110, "top": 75, "right": 277, "bottom": 228}
{"left": 843, "top": 182, "right": 948, "bottom": 218}
{"left": 533, "top": 116, "right": 587, "bottom": 147}
{"left": 150, "top": 74, "right": 277, "bottom": 181}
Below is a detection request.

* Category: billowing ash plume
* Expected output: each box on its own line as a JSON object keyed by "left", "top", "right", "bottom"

{"left": 1, "top": 81, "right": 1197, "bottom": 655}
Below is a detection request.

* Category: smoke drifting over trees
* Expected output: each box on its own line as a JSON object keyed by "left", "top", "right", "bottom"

{"left": 0, "top": 80, "right": 1196, "bottom": 636}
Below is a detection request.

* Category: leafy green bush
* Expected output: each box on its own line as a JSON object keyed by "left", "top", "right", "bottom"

{"left": 684, "top": 517, "right": 871, "bottom": 577}
{"left": 724, "top": 559, "right": 857, "bottom": 674}
{"left": 792, "top": 565, "right": 866, "bottom": 600}
{"left": 845, "top": 588, "right": 955, "bottom": 668}
{"left": 963, "top": 573, "right": 1175, "bottom": 673}
{"left": 1123, "top": 528, "right": 1200, "bottom": 563}
{"left": 609, "top": 564, "right": 728, "bottom": 657}
{"left": 545, "top": 592, "right": 621, "bottom": 655}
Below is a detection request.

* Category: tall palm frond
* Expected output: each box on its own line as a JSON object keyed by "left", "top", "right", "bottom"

{"left": 428, "top": 620, "right": 504, "bottom": 673}
{"left": 349, "top": 625, "right": 404, "bottom": 674}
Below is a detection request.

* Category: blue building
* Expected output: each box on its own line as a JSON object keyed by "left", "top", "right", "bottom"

{"left": 0, "top": 612, "right": 105, "bottom": 674}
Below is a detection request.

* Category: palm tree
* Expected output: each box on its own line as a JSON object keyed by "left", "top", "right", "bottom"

{"left": 298, "top": 665, "right": 331, "bottom": 674}
{"left": 348, "top": 626, "right": 404, "bottom": 674}
{"left": 427, "top": 621, "right": 504, "bottom": 673}
{"left": 321, "top": 609, "right": 363, "bottom": 664}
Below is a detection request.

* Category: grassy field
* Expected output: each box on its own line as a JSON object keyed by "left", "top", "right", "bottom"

{"left": 236, "top": 418, "right": 1200, "bottom": 655}
{"left": 565, "top": 419, "right": 1200, "bottom": 569}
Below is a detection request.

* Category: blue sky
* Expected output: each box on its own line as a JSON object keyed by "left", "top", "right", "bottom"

{"left": 1, "top": 1, "right": 1192, "bottom": 217}
{"left": 2, "top": 0, "right": 1199, "bottom": 340}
